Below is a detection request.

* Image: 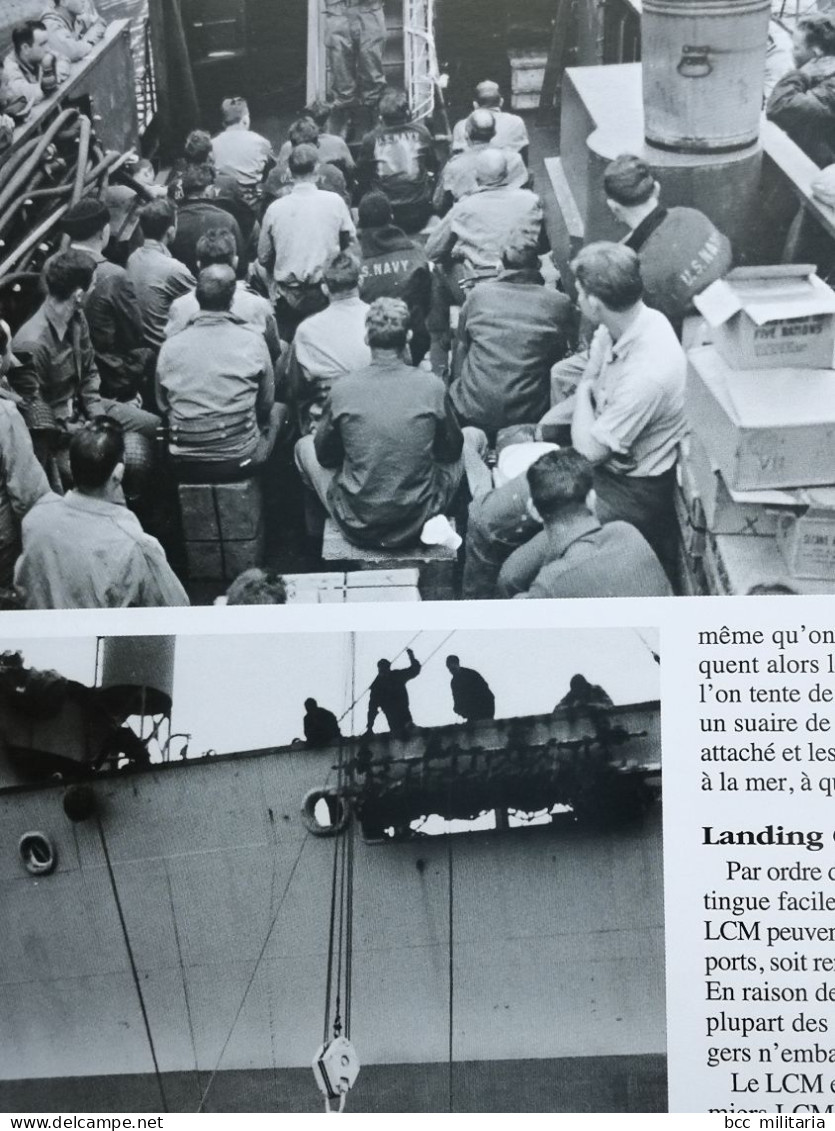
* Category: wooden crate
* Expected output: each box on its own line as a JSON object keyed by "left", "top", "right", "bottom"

{"left": 321, "top": 519, "right": 457, "bottom": 601}
{"left": 178, "top": 479, "right": 264, "bottom": 583}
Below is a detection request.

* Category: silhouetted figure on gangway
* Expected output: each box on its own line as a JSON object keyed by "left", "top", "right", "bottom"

{"left": 557, "top": 674, "right": 614, "bottom": 713}
{"left": 366, "top": 648, "right": 421, "bottom": 737}
{"left": 445, "top": 655, "right": 495, "bottom": 722}
{"left": 304, "top": 698, "right": 342, "bottom": 747}
{"left": 557, "top": 674, "right": 616, "bottom": 738}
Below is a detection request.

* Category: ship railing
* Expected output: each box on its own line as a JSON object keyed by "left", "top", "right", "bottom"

{"left": 335, "top": 703, "right": 661, "bottom": 837}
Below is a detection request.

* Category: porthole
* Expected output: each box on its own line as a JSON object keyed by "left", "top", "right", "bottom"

{"left": 300, "top": 789, "right": 350, "bottom": 836}
{"left": 19, "top": 831, "right": 57, "bottom": 876}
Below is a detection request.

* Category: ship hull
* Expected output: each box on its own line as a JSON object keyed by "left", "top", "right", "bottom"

{"left": 0, "top": 1055, "right": 666, "bottom": 1113}
{"left": 1, "top": 706, "right": 665, "bottom": 1113}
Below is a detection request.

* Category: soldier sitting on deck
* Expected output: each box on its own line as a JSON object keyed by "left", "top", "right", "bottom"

{"left": 0, "top": 320, "right": 50, "bottom": 593}
{"left": 15, "top": 418, "right": 188, "bottom": 610}
{"left": 41, "top": 0, "right": 106, "bottom": 64}
{"left": 278, "top": 252, "right": 370, "bottom": 437}
{"left": 126, "top": 198, "right": 196, "bottom": 354}
{"left": 294, "top": 297, "right": 491, "bottom": 548}
{"left": 556, "top": 673, "right": 616, "bottom": 737}
{"left": 165, "top": 228, "right": 282, "bottom": 364}
{"left": 277, "top": 100, "right": 356, "bottom": 185}
{"left": 601, "top": 154, "right": 732, "bottom": 338}
{"left": 211, "top": 97, "right": 274, "bottom": 212}
{"left": 11, "top": 250, "right": 162, "bottom": 487}
{"left": 155, "top": 264, "right": 283, "bottom": 483}
{"left": 2, "top": 20, "right": 69, "bottom": 119}
{"left": 267, "top": 117, "right": 351, "bottom": 207}
{"left": 425, "top": 149, "right": 546, "bottom": 373}
{"left": 356, "top": 191, "right": 431, "bottom": 366}
{"left": 451, "top": 79, "right": 530, "bottom": 161}
{"left": 557, "top": 674, "right": 614, "bottom": 713}
{"left": 434, "top": 109, "right": 528, "bottom": 216}
{"left": 304, "top": 698, "right": 342, "bottom": 747}
{"left": 224, "top": 568, "right": 288, "bottom": 605}
{"left": 61, "top": 197, "right": 157, "bottom": 413}
{"left": 357, "top": 87, "right": 438, "bottom": 235}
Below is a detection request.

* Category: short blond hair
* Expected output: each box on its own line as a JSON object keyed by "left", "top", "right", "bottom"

{"left": 366, "top": 298, "right": 410, "bottom": 349}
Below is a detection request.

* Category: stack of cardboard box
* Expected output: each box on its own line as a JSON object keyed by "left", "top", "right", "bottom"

{"left": 677, "top": 265, "right": 835, "bottom": 594}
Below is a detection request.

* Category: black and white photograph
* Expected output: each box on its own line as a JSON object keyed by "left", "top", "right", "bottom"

{"left": 0, "top": 0, "right": 833, "bottom": 607}
{"left": 0, "top": 627, "right": 663, "bottom": 1113}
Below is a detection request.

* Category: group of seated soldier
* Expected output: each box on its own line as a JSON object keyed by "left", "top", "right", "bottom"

{"left": 0, "top": 1, "right": 106, "bottom": 128}
{"left": 0, "top": 73, "right": 737, "bottom": 608}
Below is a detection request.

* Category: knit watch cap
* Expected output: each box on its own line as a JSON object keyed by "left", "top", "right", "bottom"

{"left": 358, "top": 191, "right": 392, "bottom": 228}
{"left": 603, "top": 154, "right": 656, "bottom": 206}
{"left": 61, "top": 197, "right": 110, "bottom": 240}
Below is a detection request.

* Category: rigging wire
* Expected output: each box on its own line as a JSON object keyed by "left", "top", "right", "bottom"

{"left": 96, "top": 815, "right": 168, "bottom": 1113}
{"left": 196, "top": 822, "right": 317, "bottom": 1112}
{"left": 203, "top": 629, "right": 456, "bottom": 1111}
{"left": 447, "top": 833, "right": 454, "bottom": 1114}
{"left": 419, "top": 630, "right": 458, "bottom": 672}
{"left": 323, "top": 787, "right": 341, "bottom": 1045}
{"left": 93, "top": 636, "right": 103, "bottom": 689}
{"left": 632, "top": 628, "right": 661, "bottom": 666}
{"left": 346, "top": 632, "right": 357, "bottom": 1039}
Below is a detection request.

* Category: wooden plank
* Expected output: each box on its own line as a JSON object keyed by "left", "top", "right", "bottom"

{"left": 345, "top": 586, "right": 420, "bottom": 601}
{"left": 544, "top": 156, "right": 585, "bottom": 242}
{"left": 322, "top": 519, "right": 457, "bottom": 563}
{"left": 345, "top": 567, "right": 420, "bottom": 587}
{"left": 761, "top": 118, "right": 835, "bottom": 245}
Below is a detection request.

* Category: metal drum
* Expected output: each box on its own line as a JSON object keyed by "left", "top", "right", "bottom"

{"left": 642, "top": 0, "right": 771, "bottom": 154}
{"left": 100, "top": 636, "right": 176, "bottom": 717}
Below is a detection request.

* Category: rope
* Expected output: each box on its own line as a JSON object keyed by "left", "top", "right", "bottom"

{"left": 419, "top": 630, "right": 458, "bottom": 672}
{"left": 196, "top": 824, "right": 315, "bottom": 1111}
{"left": 200, "top": 734, "right": 354, "bottom": 1109}
{"left": 333, "top": 813, "right": 347, "bottom": 1037}
{"left": 447, "top": 833, "right": 454, "bottom": 1114}
{"left": 322, "top": 770, "right": 341, "bottom": 1045}
{"left": 96, "top": 816, "right": 168, "bottom": 1113}
{"left": 345, "top": 803, "right": 355, "bottom": 1041}
{"left": 632, "top": 629, "right": 661, "bottom": 666}
{"left": 346, "top": 631, "right": 356, "bottom": 1040}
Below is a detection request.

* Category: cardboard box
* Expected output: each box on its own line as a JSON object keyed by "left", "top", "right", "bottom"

{"left": 686, "top": 346, "right": 835, "bottom": 490}
{"left": 283, "top": 570, "right": 421, "bottom": 604}
{"left": 776, "top": 488, "right": 835, "bottom": 580}
{"left": 703, "top": 531, "right": 835, "bottom": 595}
{"left": 694, "top": 265, "right": 835, "bottom": 370}
{"left": 681, "top": 432, "right": 801, "bottom": 536}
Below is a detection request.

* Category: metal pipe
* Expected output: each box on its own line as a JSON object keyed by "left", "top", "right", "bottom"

{"left": 0, "top": 138, "right": 42, "bottom": 193}
{"left": 0, "top": 172, "right": 51, "bottom": 238}
{"left": 70, "top": 116, "right": 92, "bottom": 206}
{"left": 60, "top": 116, "right": 93, "bottom": 251}
{"left": 0, "top": 108, "right": 79, "bottom": 218}
{"left": 0, "top": 149, "right": 123, "bottom": 243}
{"left": 0, "top": 272, "right": 41, "bottom": 291}
{"left": 0, "top": 202, "right": 70, "bottom": 279}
